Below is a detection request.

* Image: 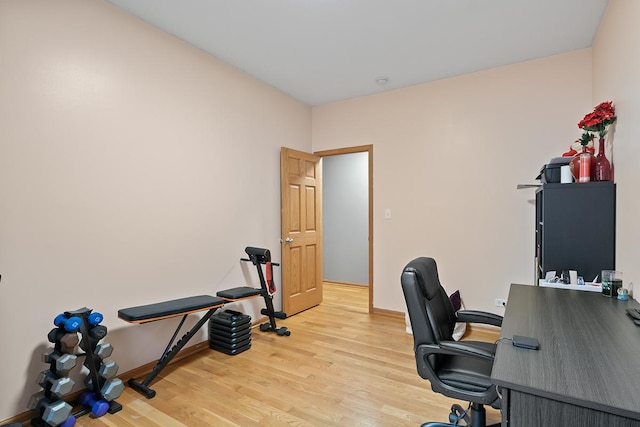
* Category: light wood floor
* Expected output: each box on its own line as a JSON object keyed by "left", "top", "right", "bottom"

{"left": 79, "top": 284, "right": 501, "bottom": 426}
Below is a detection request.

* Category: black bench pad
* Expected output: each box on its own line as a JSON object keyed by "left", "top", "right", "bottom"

{"left": 118, "top": 295, "right": 224, "bottom": 323}
{"left": 216, "top": 286, "right": 261, "bottom": 300}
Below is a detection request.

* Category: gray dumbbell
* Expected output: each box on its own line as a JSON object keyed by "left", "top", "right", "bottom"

{"left": 28, "top": 391, "right": 72, "bottom": 427}
{"left": 98, "top": 360, "right": 119, "bottom": 379}
{"left": 46, "top": 329, "right": 78, "bottom": 352}
{"left": 42, "top": 349, "right": 78, "bottom": 375}
{"left": 101, "top": 378, "right": 124, "bottom": 401}
{"left": 95, "top": 342, "right": 113, "bottom": 359}
{"left": 37, "top": 371, "right": 75, "bottom": 398}
{"left": 85, "top": 377, "right": 124, "bottom": 402}
{"left": 59, "top": 332, "right": 79, "bottom": 353}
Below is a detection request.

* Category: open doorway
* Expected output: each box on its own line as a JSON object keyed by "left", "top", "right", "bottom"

{"left": 315, "top": 145, "right": 373, "bottom": 313}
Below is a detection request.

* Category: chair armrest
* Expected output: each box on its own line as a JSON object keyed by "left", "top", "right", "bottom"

{"left": 417, "top": 340, "right": 495, "bottom": 361}
{"left": 439, "top": 340, "right": 496, "bottom": 360}
{"left": 456, "top": 310, "right": 503, "bottom": 327}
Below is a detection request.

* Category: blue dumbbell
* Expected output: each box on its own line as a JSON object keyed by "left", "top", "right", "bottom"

{"left": 88, "top": 312, "right": 103, "bottom": 326}
{"left": 53, "top": 314, "right": 82, "bottom": 332}
{"left": 79, "top": 392, "right": 109, "bottom": 417}
{"left": 59, "top": 414, "right": 76, "bottom": 427}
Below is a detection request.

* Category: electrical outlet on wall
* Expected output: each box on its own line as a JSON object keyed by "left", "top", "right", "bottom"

{"left": 495, "top": 298, "right": 507, "bottom": 307}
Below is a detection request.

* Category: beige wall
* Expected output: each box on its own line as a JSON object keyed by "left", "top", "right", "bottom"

{"left": 592, "top": 0, "right": 640, "bottom": 301}
{"left": 0, "top": 0, "right": 310, "bottom": 420}
{"left": 312, "top": 49, "right": 594, "bottom": 314}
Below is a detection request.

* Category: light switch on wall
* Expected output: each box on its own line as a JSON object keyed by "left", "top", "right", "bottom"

{"left": 384, "top": 208, "right": 392, "bottom": 219}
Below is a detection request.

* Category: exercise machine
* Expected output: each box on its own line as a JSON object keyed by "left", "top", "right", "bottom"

{"left": 217, "top": 246, "right": 290, "bottom": 336}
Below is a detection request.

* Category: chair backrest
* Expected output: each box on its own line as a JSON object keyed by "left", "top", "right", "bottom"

{"left": 401, "top": 257, "right": 457, "bottom": 348}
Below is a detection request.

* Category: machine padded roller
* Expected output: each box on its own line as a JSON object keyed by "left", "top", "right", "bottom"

{"left": 245, "top": 246, "right": 270, "bottom": 261}
{"left": 118, "top": 295, "right": 224, "bottom": 323}
{"left": 216, "top": 286, "right": 261, "bottom": 300}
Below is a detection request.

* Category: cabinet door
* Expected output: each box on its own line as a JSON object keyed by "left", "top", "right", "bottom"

{"left": 538, "top": 182, "right": 615, "bottom": 282}
{"left": 535, "top": 190, "right": 543, "bottom": 281}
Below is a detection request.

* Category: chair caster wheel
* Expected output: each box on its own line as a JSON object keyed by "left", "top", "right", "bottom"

{"left": 449, "top": 404, "right": 470, "bottom": 425}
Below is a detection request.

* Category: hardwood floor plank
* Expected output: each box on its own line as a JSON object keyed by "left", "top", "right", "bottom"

{"left": 76, "top": 283, "right": 500, "bottom": 426}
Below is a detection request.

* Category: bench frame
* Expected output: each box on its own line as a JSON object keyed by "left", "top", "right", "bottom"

{"left": 119, "top": 299, "right": 224, "bottom": 399}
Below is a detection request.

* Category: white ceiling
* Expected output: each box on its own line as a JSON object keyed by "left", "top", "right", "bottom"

{"left": 105, "top": 0, "right": 609, "bottom": 106}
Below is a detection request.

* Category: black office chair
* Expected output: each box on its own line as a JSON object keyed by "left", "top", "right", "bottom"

{"left": 401, "top": 257, "right": 503, "bottom": 427}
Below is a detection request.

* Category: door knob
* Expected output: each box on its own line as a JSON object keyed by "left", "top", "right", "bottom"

{"left": 285, "top": 237, "right": 294, "bottom": 243}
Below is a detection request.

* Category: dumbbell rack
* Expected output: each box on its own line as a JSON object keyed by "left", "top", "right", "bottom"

{"left": 71, "top": 307, "right": 123, "bottom": 419}
{"left": 30, "top": 308, "right": 122, "bottom": 427}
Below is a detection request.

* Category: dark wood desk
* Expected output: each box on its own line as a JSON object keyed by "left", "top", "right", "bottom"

{"left": 491, "top": 284, "right": 640, "bottom": 427}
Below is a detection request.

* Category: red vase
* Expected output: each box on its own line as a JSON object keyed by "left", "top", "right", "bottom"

{"left": 569, "top": 145, "right": 595, "bottom": 182}
{"left": 593, "top": 137, "right": 611, "bottom": 181}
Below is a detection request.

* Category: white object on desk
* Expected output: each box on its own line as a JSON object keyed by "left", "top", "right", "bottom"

{"left": 569, "top": 270, "right": 578, "bottom": 285}
{"left": 538, "top": 280, "right": 602, "bottom": 292}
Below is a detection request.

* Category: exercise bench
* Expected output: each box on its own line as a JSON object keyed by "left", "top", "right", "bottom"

{"left": 118, "top": 295, "right": 224, "bottom": 398}
{"left": 117, "top": 247, "right": 288, "bottom": 399}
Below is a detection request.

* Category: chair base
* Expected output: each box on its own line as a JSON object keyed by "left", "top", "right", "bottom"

{"left": 421, "top": 423, "right": 500, "bottom": 427}
{"left": 421, "top": 403, "right": 500, "bottom": 427}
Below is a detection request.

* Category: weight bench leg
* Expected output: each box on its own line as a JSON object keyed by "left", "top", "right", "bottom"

{"left": 128, "top": 307, "right": 220, "bottom": 398}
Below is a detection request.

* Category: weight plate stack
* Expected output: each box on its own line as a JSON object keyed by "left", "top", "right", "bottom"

{"left": 209, "top": 310, "right": 252, "bottom": 355}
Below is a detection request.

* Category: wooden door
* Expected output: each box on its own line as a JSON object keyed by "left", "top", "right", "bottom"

{"left": 280, "top": 147, "right": 322, "bottom": 316}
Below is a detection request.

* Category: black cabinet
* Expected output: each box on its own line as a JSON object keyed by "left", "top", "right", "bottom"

{"left": 535, "top": 182, "right": 615, "bottom": 283}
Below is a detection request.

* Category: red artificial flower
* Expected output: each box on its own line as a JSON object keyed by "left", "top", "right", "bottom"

{"left": 578, "top": 101, "right": 617, "bottom": 137}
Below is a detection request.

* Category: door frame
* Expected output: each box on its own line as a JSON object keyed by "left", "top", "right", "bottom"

{"left": 314, "top": 145, "right": 373, "bottom": 314}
